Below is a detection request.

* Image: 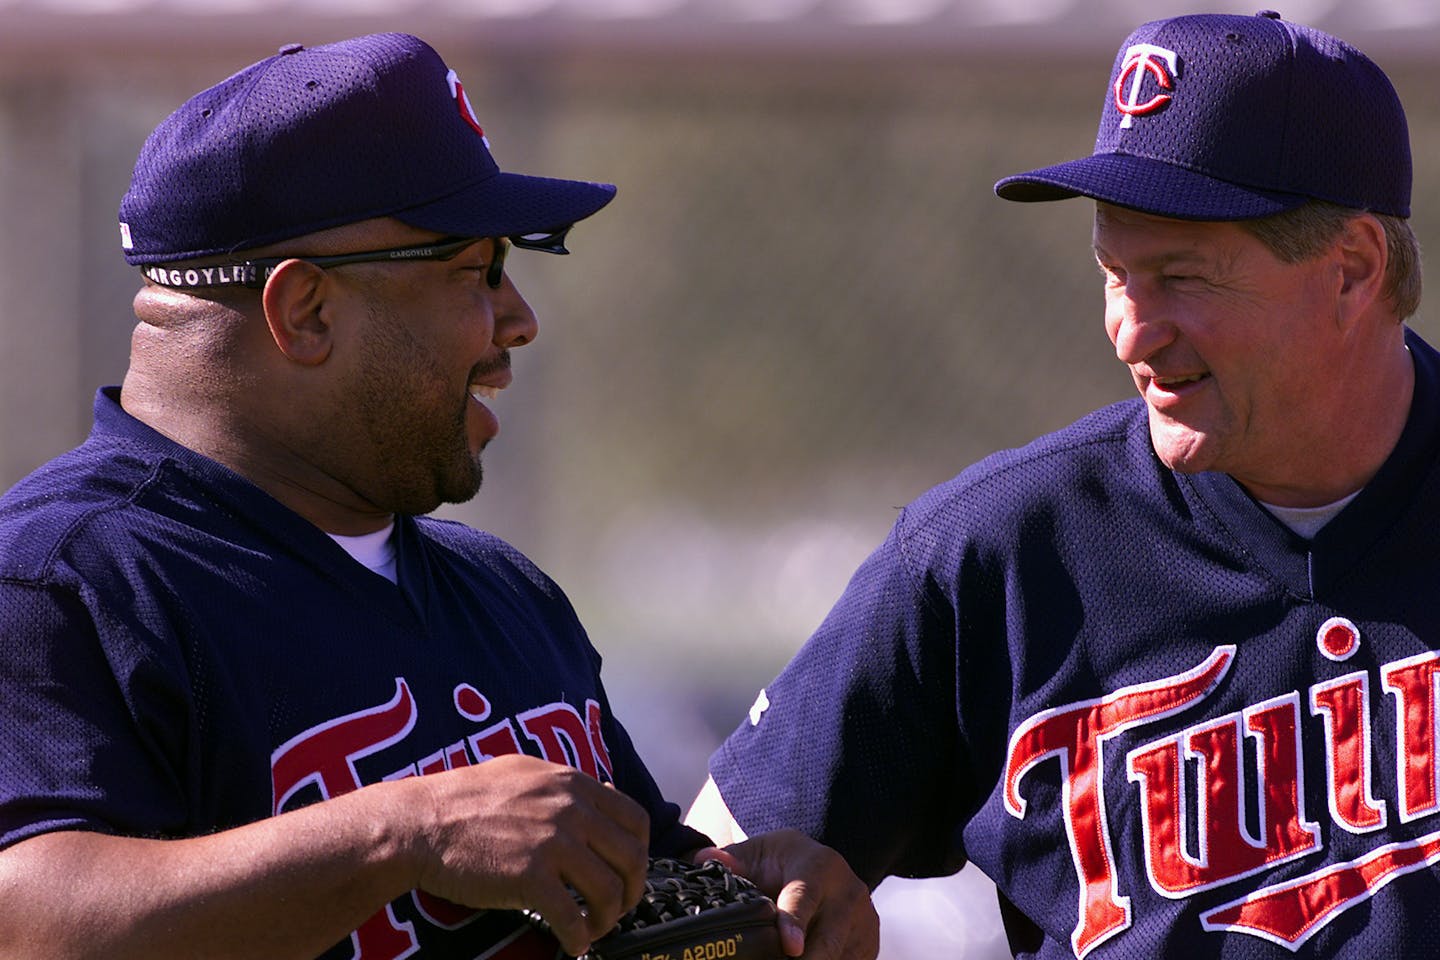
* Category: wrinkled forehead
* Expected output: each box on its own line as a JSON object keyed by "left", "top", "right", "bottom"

{"left": 1091, "top": 203, "right": 1255, "bottom": 266}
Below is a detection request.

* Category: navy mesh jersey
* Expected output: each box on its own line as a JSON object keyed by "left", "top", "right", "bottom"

{"left": 714, "top": 330, "right": 1440, "bottom": 958}
{"left": 0, "top": 387, "right": 705, "bottom": 960}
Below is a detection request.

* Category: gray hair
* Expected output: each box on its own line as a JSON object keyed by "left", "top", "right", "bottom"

{"left": 1239, "top": 201, "right": 1422, "bottom": 321}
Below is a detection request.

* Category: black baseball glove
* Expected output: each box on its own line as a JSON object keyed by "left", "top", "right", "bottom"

{"left": 530, "top": 857, "right": 785, "bottom": 960}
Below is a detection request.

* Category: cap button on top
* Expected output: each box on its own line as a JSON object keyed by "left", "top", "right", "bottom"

{"left": 278, "top": 43, "right": 305, "bottom": 55}
{"left": 1255, "top": 9, "right": 1282, "bottom": 19}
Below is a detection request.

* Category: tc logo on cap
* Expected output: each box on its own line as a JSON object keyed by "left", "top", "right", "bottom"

{"left": 1114, "top": 43, "right": 1179, "bottom": 129}
{"left": 446, "top": 69, "right": 490, "bottom": 148}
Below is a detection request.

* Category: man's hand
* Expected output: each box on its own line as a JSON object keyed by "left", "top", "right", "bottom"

{"left": 695, "top": 829, "right": 878, "bottom": 960}
{"left": 0, "top": 754, "right": 650, "bottom": 960}
{"left": 410, "top": 754, "right": 650, "bottom": 957}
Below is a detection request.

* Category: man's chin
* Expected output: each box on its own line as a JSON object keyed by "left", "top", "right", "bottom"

{"left": 441, "top": 464, "right": 484, "bottom": 508}
{"left": 1148, "top": 421, "right": 1217, "bottom": 475}
{"left": 402, "top": 464, "right": 484, "bottom": 516}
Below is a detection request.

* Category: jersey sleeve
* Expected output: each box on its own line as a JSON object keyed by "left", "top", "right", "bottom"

{"left": 0, "top": 581, "right": 188, "bottom": 850}
{"left": 708, "top": 514, "right": 970, "bottom": 887}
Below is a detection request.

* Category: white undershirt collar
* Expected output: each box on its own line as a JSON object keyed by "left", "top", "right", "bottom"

{"left": 327, "top": 522, "right": 398, "bottom": 583}
{"left": 1259, "top": 490, "right": 1361, "bottom": 539}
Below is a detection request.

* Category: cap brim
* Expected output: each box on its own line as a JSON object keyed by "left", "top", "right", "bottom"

{"left": 396, "top": 171, "right": 617, "bottom": 242}
{"left": 994, "top": 154, "right": 1309, "bottom": 221}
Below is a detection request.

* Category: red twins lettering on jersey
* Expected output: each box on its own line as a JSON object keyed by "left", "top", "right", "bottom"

{"left": 270, "top": 678, "right": 616, "bottom": 960}
{"left": 1126, "top": 692, "right": 1321, "bottom": 897}
{"left": 1114, "top": 43, "right": 1178, "bottom": 129}
{"left": 1004, "top": 646, "right": 1235, "bottom": 957}
{"left": 1311, "top": 671, "right": 1387, "bottom": 833}
{"left": 1004, "top": 625, "right": 1440, "bottom": 957}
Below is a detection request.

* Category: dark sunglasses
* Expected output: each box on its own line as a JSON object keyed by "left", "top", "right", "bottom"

{"left": 140, "top": 227, "right": 572, "bottom": 292}
{"left": 274, "top": 236, "right": 508, "bottom": 289}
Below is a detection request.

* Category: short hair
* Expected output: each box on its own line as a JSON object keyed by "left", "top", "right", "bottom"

{"left": 1239, "top": 201, "right": 1422, "bottom": 321}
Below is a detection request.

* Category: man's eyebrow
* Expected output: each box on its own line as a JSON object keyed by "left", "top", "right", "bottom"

{"left": 1091, "top": 244, "right": 1212, "bottom": 270}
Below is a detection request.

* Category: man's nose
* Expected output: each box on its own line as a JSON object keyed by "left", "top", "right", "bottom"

{"left": 493, "top": 276, "right": 539, "bottom": 348}
{"left": 1107, "top": 284, "right": 1172, "bottom": 365}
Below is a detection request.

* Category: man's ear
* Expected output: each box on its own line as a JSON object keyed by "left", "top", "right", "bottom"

{"left": 1335, "top": 213, "right": 1388, "bottom": 327}
{"left": 260, "top": 259, "right": 334, "bottom": 365}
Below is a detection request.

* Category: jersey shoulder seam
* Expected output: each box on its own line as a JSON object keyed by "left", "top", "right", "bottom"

{"left": 11, "top": 456, "right": 175, "bottom": 584}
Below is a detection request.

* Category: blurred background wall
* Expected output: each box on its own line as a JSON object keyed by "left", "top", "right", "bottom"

{"left": 2, "top": 2, "right": 1436, "bottom": 956}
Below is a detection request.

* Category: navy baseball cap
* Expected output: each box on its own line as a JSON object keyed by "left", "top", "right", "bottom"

{"left": 995, "top": 10, "right": 1411, "bottom": 220}
{"left": 119, "top": 33, "right": 616, "bottom": 265}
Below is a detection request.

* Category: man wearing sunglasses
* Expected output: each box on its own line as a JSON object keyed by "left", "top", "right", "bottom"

{"left": 0, "top": 33, "right": 875, "bottom": 960}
